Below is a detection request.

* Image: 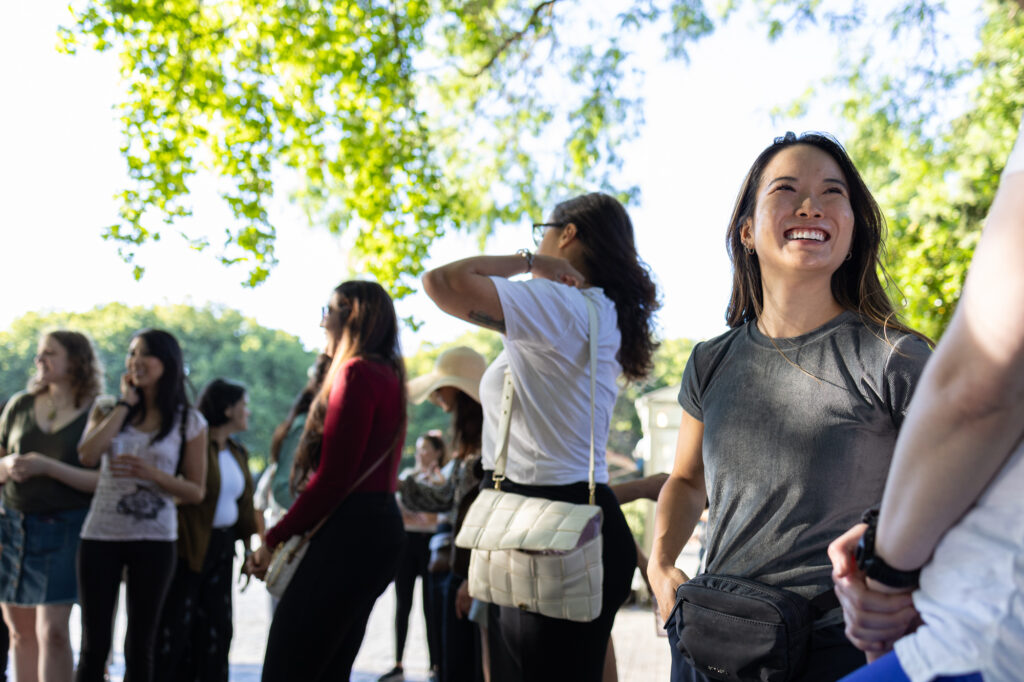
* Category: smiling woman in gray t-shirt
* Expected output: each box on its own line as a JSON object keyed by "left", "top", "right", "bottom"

{"left": 649, "top": 132, "right": 931, "bottom": 682}
{"left": 679, "top": 311, "right": 929, "bottom": 600}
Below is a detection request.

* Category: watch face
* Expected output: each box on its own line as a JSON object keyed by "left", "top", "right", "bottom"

{"left": 854, "top": 526, "right": 875, "bottom": 572}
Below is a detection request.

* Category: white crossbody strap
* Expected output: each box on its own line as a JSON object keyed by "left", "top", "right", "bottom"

{"left": 491, "top": 294, "right": 600, "bottom": 504}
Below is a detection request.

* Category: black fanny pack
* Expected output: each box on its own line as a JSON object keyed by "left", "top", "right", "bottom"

{"left": 668, "top": 574, "right": 838, "bottom": 682}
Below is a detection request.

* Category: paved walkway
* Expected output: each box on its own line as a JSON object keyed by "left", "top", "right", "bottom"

{"left": 25, "top": 548, "right": 692, "bottom": 682}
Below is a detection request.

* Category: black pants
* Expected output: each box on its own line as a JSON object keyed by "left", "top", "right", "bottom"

{"left": 666, "top": 617, "right": 866, "bottom": 681}
{"left": 483, "top": 478, "right": 637, "bottom": 682}
{"left": 441, "top": 572, "right": 482, "bottom": 682}
{"left": 75, "top": 539, "right": 176, "bottom": 682}
{"left": 0, "top": 610, "right": 8, "bottom": 682}
{"left": 155, "top": 528, "right": 235, "bottom": 682}
{"left": 393, "top": 530, "right": 439, "bottom": 667}
{"left": 426, "top": 571, "right": 445, "bottom": 673}
{"left": 261, "top": 493, "right": 405, "bottom": 682}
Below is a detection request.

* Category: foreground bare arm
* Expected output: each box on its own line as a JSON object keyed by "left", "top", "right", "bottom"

{"left": 875, "top": 168, "right": 1024, "bottom": 570}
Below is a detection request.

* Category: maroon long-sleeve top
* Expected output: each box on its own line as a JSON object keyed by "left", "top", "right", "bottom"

{"left": 265, "top": 357, "right": 405, "bottom": 549}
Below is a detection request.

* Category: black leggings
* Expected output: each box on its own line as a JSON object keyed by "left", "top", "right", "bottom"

{"left": 0, "top": 610, "right": 8, "bottom": 682}
{"left": 393, "top": 530, "right": 438, "bottom": 666}
{"left": 262, "top": 493, "right": 405, "bottom": 682}
{"left": 441, "top": 572, "right": 482, "bottom": 682}
{"left": 75, "top": 539, "right": 176, "bottom": 682}
{"left": 482, "top": 478, "right": 636, "bottom": 682}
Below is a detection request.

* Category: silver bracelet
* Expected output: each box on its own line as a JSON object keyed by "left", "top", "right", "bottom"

{"left": 515, "top": 248, "right": 534, "bottom": 273}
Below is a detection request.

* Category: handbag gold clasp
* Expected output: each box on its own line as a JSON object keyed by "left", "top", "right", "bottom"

{"left": 492, "top": 474, "right": 505, "bottom": 491}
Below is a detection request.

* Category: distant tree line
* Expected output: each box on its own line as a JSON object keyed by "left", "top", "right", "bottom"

{"left": 1, "top": 305, "right": 695, "bottom": 473}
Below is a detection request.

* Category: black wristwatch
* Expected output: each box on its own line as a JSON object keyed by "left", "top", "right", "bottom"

{"left": 854, "top": 508, "right": 920, "bottom": 590}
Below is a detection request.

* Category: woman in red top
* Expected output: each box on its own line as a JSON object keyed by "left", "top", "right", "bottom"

{"left": 248, "top": 280, "right": 408, "bottom": 682}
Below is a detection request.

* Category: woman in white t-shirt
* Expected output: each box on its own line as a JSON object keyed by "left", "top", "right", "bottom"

{"left": 76, "top": 329, "right": 208, "bottom": 682}
{"left": 828, "top": 114, "right": 1024, "bottom": 682}
{"left": 422, "top": 192, "right": 660, "bottom": 682}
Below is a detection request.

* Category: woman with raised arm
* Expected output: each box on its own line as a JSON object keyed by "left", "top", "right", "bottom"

{"left": 0, "top": 331, "right": 102, "bottom": 682}
{"left": 246, "top": 280, "right": 407, "bottom": 682}
{"left": 829, "top": 112, "right": 1024, "bottom": 682}
{"left": 75, "top": 329, "right": 208, "bottom": 682}
{"left": 647, "top": 132, "right": 932, "bottom": 682}
{"left": 421, "top": 192, "right": 660, "bottom": 682}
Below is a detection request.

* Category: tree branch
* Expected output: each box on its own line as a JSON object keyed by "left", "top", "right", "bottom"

{"left": 459, "top": 0, "right": 561, "bottom": 79}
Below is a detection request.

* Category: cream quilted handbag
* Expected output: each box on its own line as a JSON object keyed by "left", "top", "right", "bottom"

{"left": 264, "top": 533, "right": 308, "bottom": 599}
{"left": 455, "top": 296, "right": 604, "bottom": 623}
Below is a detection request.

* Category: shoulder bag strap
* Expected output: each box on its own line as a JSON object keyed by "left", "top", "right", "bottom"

{"left": 299, "top": 421, "right": 405, "bottom": 542}
{"left": 492, "top": 293, "right": 600, "bottom": 505}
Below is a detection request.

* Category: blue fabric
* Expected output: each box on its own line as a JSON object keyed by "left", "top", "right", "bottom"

{"left": 839, "top": 651, "right": 983, "bottom": 682}
{"left": 0, "top": 503, "right": 87, "bottom": 605}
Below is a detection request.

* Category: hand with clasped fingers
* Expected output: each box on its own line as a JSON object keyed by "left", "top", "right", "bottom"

{"left": 245, "top": 544, "right": 272, "bottom": 580}
{"left": 531, "top": 254, "right": 586, "bottom": 288}
{"left": 828, "top": 524, "right": 921, "bottom": 662}
{"left": 4, "top": 452, "right": 52, "bottom": 482}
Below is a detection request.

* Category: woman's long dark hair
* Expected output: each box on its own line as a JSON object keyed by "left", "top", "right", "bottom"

{"left": 271, "top": 354, "right": 330, "bottom": 466}
{"left": 30, "top": 330, "right": 104, "bottom": 408}
{"left": 125, "top": 329, "right": 190, "bottom": 443}
{"left": 450, "top": 389, "right": 482, "bottom": 459}
{"left": 291, "top": 281, "right": 406, "bottom": 488}
{"left": 725, "top": 131, "right": 928, "bottom": 342}
{"left": 197, "top": 378, "right": 246, "bottom": 428}
{"left": 549, "top": 193, "right": 660, "bottom": 381}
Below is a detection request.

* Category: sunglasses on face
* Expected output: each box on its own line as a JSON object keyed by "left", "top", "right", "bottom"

{"left": 532, "top": 221, "right": 567, "bottom": 247}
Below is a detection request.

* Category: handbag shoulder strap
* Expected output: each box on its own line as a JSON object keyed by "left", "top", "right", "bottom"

{"left": 302, "top": 404, "right": 406, "bottom": 540}
{"left": 492, "top": 293, "right": 600, "bottom": 505}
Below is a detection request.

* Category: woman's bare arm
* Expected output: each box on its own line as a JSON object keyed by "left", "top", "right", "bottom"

{"left": 875, "top": 170, "right": 1024, "bottom": 570}
{"left": 422, "top": 254, "right": 584, "bottom": 332}
{"left": 647, "top": 412, "right": 707, "bottom": 623}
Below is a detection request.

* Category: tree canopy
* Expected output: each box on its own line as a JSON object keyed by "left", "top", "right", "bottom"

{"left": 0, "top": 304, "right": 316, "bottom": 469}
{"left": 59, "top": 0, "right": 1024, "bottom": 339}
{"left": 836, "top": 0, "right": 1024, "bottom": 339}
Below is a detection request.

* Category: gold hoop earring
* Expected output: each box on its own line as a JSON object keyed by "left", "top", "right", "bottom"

{"left": 745, "top": 246, "right": 755, "bottom": 256}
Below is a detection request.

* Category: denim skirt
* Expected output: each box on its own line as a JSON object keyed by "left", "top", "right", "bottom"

{"left": 0, "top": 504, "right": 88, "bottom": 605}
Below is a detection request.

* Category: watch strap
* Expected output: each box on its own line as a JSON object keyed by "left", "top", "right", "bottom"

{"left": 855, "top": 507, "right": 920, "bottom": 589}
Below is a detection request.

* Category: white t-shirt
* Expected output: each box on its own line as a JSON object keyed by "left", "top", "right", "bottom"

{"left": 894, "top": 439, "right": 1024, "bottom": 682}
{"left": 81, "top": 408, "right": 207, "bottom": 542}
{"left": 212, "top": 447, "right": 245, "bottom": 529}
{"left": 480, "top": 277, "right": 621, "bottom": 486}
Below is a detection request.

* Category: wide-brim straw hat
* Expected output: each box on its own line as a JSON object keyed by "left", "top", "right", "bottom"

{"left": 407, "top": 346, "right": 487, "bottom": 405}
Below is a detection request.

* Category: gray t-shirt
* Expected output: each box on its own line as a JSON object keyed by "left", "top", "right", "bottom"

{"left": 679, "top": 311, "right": 931, "bottom": 600}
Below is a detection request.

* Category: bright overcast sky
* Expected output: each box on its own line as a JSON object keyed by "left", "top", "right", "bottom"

{"left": 0, "top": 3, "right": 982, "bottom": 356}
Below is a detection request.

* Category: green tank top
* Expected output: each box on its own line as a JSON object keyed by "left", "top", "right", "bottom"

{"left": 0, "top": 392, "right": 95, "bottom": 514}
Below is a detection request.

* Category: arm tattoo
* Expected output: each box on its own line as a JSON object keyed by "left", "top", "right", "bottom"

{"left": 469, "top": 310, "right": 506, "bottom": 333}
